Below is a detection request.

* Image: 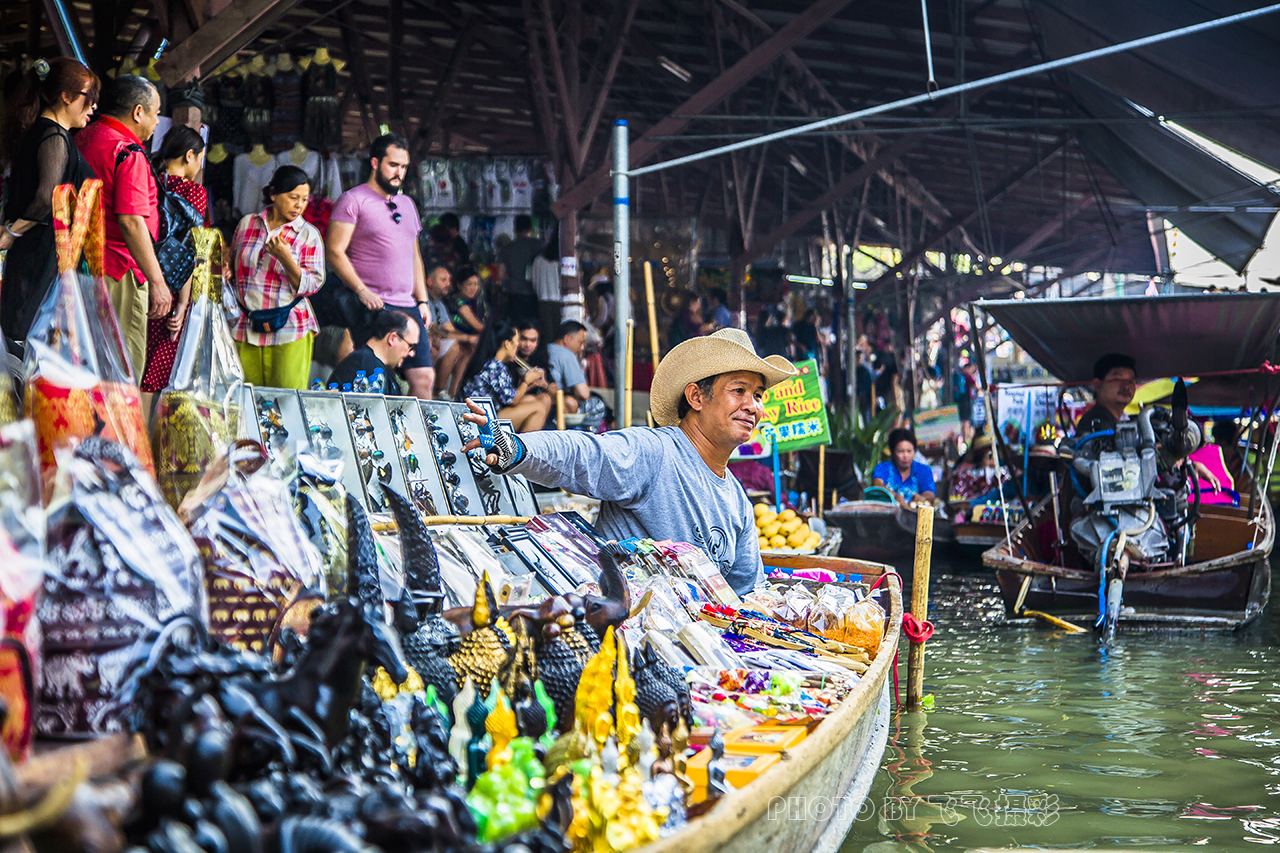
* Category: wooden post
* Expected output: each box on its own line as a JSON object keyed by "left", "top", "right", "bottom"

{"left": 556, "top": 389, "right": 566, "bottom": 430}
{"left": 906, "top": 502, "right": 934, "bottom": 710}
{"left": 624, "top": 318, "right": 635, "bottom": 428}
{"left": 644, "top": 261, "right": 661, "bottom": 367}
{"left": 817, "top": 443, "right": 826, "bottom": 518}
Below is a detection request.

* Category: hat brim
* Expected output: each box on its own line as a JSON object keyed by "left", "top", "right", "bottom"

{"left": 650, "top": 337, "right": 797, "bottom": 427}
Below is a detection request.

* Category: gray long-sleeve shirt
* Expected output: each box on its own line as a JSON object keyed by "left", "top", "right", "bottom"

{"left": 511, "top": 426, "right": 764, "bottom": 594}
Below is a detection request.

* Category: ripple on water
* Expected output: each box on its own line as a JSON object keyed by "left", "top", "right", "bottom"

{"left": 842, "top": 556, "right": 1280, "bottom": 853}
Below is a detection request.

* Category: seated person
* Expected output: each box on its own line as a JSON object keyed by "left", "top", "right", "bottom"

{"left": 330, "top": 309, "right": 418, "bottom": 394}
{"left": 1188, "top": 442, "right": 1240, "bottom": 506}
{"left": 548, "top": 320, "right": 606, "bottom": 430}
{"left": 872, "top": 428, "right": 937, "bottom": 507}
{"left": 949, "top": 433, "right": 1008, "bottom": 502}
{"left": 510, "top": 319, "right": 555, "bottom": 397}
{"left": 460, "top": 321, "right": 552, "bottom": 433}
{"left": 1212, "top": 419, "right": 1253, "bottom": 493}
{"left": 1076, "top": 353, "right": 1137, "bottom": 434}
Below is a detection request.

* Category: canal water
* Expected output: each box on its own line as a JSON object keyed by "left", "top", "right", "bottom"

{"left": 841, "top": 555, "right": 1280, "bottom": 852}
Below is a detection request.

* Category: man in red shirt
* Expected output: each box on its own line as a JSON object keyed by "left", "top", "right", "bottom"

{"left": 75, "top": 74, "right": 170, "bottom": 380}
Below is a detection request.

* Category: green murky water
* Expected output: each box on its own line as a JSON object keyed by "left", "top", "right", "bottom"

{"left": 841, "top": 559, "right": 1280, "bottom": 852}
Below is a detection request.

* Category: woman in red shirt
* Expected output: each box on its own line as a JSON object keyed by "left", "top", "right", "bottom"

{"left": 140, "top": 125, "right": 210, "bottom": 393}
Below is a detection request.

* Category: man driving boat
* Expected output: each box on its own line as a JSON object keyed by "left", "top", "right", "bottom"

{"left": 1076, "top": 353, "right": 1137, "bottom": 434}
{"left": 463, "top": 328, "right": 796, "bottom": 595}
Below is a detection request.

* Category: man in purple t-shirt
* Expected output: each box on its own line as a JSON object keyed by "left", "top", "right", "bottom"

{"left": 326, "top": 133, "right": 434, "bottom": 398}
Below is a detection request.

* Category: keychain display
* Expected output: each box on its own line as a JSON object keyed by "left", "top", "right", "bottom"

{"left": 387, "top": 398, "right": 451, "bottom": 517}
{"left": 344, "top": 394, "right": 410, "bottom": 514}
{"left": 420, "top": 400, "right": 483, "bottom": 516}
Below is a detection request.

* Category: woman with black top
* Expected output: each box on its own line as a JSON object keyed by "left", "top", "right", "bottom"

{"left": 0, "top": 58, "right": 100, "bottom": 346}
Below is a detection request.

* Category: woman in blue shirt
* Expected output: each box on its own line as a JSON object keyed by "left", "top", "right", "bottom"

{"left": 871, "top": 428, "right": 937, "bottom": 507}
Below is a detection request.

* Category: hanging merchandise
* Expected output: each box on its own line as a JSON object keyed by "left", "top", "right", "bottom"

{"left": 152, "top": 228, "right": 245, "bottom": 510}
{"left": 40, "top": 436, "right": 206, "bottom": 736}
{"left": 302, "top": 49, "right": 341, "bottom": 151}
{"left": 270, "top": 53, "right": 303, "bottom": 152}
{"left": 511, "top": 160, "right": 533, "bottom": 210}
{"left": 0, "top": 331, "right": 17, "bottom": 427}
{"left": 24, "top": 181, "right": 153, "bottom": 502}
{"left": 208, "top": 73, "right": 248, "bottom": 150}
{"left": 183, "top": 441, "right": 325, "bottom": 652}
{"left": 241, "top": 59, "right": 274, "bottom": 145}
{"left": 232, "top": 144, "right": 275, "bottom": 219}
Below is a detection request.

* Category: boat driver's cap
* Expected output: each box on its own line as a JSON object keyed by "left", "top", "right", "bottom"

{"left": 650, "top": 328, "right": 797, "bottom": 427}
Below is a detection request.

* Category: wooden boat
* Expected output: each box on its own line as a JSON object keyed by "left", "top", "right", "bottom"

{"left": 639, "top": 558, "right": 902, "bottom": 853}
{"left": 826, "top": 498, "right": 952, "bottom": 563}
{"left": 976, "top": 293, "right": 1280, "bottom": 632}
{"left": 985, "top": 493, "right": 1272, "bottom": 630}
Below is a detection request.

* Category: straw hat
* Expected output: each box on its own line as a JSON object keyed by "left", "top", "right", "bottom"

{"left": 650, "top": 328, "right": 796, "bottom": 427}
{"left": 960, "top": 433, "right": 994, "bottom": 465}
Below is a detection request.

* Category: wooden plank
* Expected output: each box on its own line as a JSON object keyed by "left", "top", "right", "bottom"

{"left": 551, "top": 0, "right": 856, "bottom": 217}
{"left": 154, "top": 0, "right": 305, "bottom": 85}
{"left": 412, "top": 18, "right": 480, "bottom": 155}
{"left": 387, "top": 0, "right": 405, "bottom": 136}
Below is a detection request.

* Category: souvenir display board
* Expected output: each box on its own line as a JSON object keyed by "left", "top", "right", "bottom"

{"left": 343, "top": 394, "right": 410, "bottom": 515}
{"left": 235, "top": 385, "right": 261, "bottom": 442}
{"left": 385, "top": 398, "right": 451, "bottom": 517}
{"left": 420, "top": 400, "right": 483, "bottom": 516}
{"left": 252, "top": 387, "right": 307, "bottom": 467}
{"left": 296, "top": 391, "right": 368, "bottom": 510}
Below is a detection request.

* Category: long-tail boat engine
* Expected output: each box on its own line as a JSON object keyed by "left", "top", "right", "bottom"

{"left": 1069, "top": 380, "right": 1201, "bottom": 568}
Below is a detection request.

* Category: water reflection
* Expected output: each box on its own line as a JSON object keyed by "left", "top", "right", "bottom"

{"left": 842, "top": 553, "right": 1280, "bottom": 852}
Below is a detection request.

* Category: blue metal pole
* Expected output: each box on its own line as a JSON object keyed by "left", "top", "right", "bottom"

{"left": 613, "top": 121, "right": 631, "bottom": 426}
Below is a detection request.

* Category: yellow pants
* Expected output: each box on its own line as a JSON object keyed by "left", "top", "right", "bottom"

{"left": 236, "top": 335, "right": 313, "bottom": 389}
{"left": 105, "top": 269, "right": 149, "bottom": 382}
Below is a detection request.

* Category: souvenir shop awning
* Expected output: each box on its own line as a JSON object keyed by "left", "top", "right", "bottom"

{"left": 978, "top": 293, "right": 1280, "bottom": 383}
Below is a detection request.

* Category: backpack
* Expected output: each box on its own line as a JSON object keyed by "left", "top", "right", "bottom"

{"left": 114, "top": 143, "right": 203, "bottom": 292}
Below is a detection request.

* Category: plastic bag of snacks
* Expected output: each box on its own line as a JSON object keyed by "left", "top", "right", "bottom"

{"left": 842, "top": 595, "right": 886, "bottom": 654}
{"left": 153, "top": 228, "right": 244, "bottom": 509}
{"left": 0, "top": 423, "right": 46, "bottom": 758}
{"left": 40, "top": 437, "right": 205, "bottom": 736}
{"left": 25, "top": 182, "right": 152, "bottom": 502}
{"left": 182, "top": 441, "right": 324, "bottom": 652}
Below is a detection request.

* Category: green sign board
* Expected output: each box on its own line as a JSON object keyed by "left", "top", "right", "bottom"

{"left": 742, "top": 358, "right": 830, "bottom": 454}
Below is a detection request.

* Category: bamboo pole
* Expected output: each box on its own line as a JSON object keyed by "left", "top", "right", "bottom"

{"left": 624, "top": 318, "right": 635, "bottom": 427}
{"left": 817, "top": 443, "right": 826, "bottom": 518}
{"left": 906, "top": 502, "right": 934, "bottom": 709}
{"left": 372, "top": 515, "right": 534, "bottom": 532}
{"left": 644, "top": 261, "right": 661, "bottom": 367}
{"left": 556, "top": 388, "right": 566, "bottom": 430}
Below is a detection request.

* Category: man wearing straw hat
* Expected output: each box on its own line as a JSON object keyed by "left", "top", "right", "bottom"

{"left": 464, "top": 328, "right": 796, "bottom": 595}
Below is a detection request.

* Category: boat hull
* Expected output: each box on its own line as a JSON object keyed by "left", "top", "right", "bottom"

{"left": 634, "top": 570, "right": 902, "bottom": 853}
{"left": 984, "top": 497, "right": 1273, "bottom": 631}
{"left": 827, "top": 502, "right": 953, "bottom": 562}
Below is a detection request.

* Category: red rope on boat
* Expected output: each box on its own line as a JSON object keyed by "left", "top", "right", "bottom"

{"left": 902, "top": 612, "right": 935, "bottom": 643}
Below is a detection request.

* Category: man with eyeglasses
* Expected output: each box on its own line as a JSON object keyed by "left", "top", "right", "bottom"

{"left": 329, "top": 309, "right": 419, "bottom": 395}
{"left": 1076, "top": 353, "right": 1137, "bottom": 435}
{"left": 327, "top": 133, "right": 435, "bottom": 398}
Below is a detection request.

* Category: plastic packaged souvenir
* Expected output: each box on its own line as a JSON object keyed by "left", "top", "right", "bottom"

{"left": 0, "top": 423, "right": 45, "bottom": 759}
{"left": 183, "top": 441, "right": 324, "bottom": 652}
{"left": 153, "top": 228, "right": 245, "bottom": 509}
{"left": 25, "top": 182, "right": 153, "bottom": 502}
{"left": 40, "top": 437, "right": 205, "bottom": 736}
{"left": 292, "top": 450, "right": 349, "bottom": 599}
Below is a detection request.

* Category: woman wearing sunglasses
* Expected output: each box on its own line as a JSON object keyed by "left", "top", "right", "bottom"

{"left": 0, "top": 57, "right": 100, "bottom": 345}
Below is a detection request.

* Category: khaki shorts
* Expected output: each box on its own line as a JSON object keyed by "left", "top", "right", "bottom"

{"left": 104, "top": 269, "right": 149, "bottom": 382}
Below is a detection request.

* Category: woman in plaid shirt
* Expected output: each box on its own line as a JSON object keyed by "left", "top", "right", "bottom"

{"left": 231, "top": 165, "right": 324, "bottom": 389}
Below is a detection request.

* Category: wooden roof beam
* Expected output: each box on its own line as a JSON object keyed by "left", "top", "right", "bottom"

{"left": 552, "top": 0, "right": 856, "bottom": 217}
{"left": 154, "top": 0, "right": 305, "bottom": 85}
